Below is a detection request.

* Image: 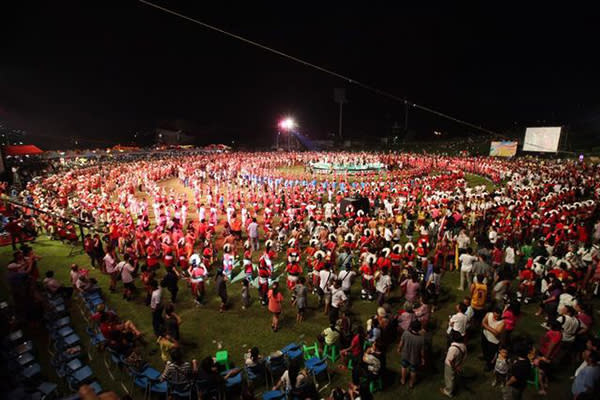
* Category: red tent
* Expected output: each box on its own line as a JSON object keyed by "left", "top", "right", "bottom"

{"left": 3, "top": 145, "right": 44, "bottom": 156}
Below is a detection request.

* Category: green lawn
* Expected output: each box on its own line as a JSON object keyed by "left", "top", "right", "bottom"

{"left": 465, "top": 173, "right": 496, "bottom": 192}
{"left": 1, "top": 236, "right": 591, "bottom": 399}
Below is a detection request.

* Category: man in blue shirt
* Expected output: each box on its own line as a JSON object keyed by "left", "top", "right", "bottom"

{"left": 572, "top": 352, "right": 599, "bottom": 399}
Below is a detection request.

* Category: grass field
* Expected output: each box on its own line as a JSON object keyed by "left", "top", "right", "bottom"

{"left": 0, "top": 175, "right": 593, "bottom": 400}
{"left": 465, "top": 173, "right": 497, "bottom": 192}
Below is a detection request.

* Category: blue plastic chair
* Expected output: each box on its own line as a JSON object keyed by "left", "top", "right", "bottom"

{"left": 196, "top": 378, "right": 219, "bottom": 400}
{"left": 55, "top": 326, "right": 74, "bottom": 338}
{"left": 304, "top": 357, "right": 324, "bottom": 369}
{"left": 48, "top": 316, "right": 71, "bottom": 331}
{"left": 169, "top": 382, "right": 193, "bottom": 399}
{"left": 149, "top": 380, "right": 168, "bottom": 397}
{"left": 65, "top": 358, "right": 84, "bottom": 373}
{"left": 222, "top": 369, "right": 242, "bottom": 398}
{"left": 59, "top": 333, "right": 81, "bottom": 349}
{"left": 89, "top": 381, "right": 103, "bottom": 394}
{"left": 22, "top": 363, "right": 42, "bottom": 379}
{"left": 11, "top": 340, "right": 34, "bottom": 357}
{"left": 36, "top": 382, "right": 58, "bottom": 399}
{"left": 307, "top": 358, "right": 329, "bottom": 386}
{"left": 141, "top": 366, "right": 162, "bottom": 381}
{"left": 49, "top": 304, "right": 67, "bottom": 318}
{"left": 8, "top": 330, "right": 24, "bottom": 344}
{"left": 245, "top": 363, "right": 267, "bottom": 387}
{"left": 16, "top": 352, "right": 35, "bottom": 368}
{"left": 82, "top": 292, "right": 102, "bottom": 301}
{"left": 67, "top": 365, "right": 94, "bottom": 389}
{"left": 281, "top": 343, "right": 300, "bottom": 354}
{"left": 48, "top": 297, "right": 65, "bottom": 308}
{"left": 267, "top": 355, "right": 287, "bottom": 387}
{"left": 86, "top": 297, "right": 104, "bottom": 312}
{"left": 132, "top": 374, "right": 149, "bottom": 398}
{"left": 263, "top": 390, "right": 286, "bottom": 400}
{"left": 106, "top": 348, "right": 124, "bottom": 367}
{"left": 281, "top": 342, "right": 303, "bottom": 366}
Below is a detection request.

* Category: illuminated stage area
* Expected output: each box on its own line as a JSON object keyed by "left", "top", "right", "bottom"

{"left": 308, "top": 160, "right": 386, "bottom": 173}
{"left": 307, "top": 154, "right": 387, "bottom": 173}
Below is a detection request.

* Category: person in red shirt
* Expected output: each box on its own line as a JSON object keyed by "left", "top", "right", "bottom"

{"left": 311, "top": 250, "right": 326, "bottom": 292}
{"left": 360, "top": 254, "right": 376, "bottom": 301}
{"left": 286, "top": 250, "right": 302, "bottom": 291}
{"left": 491, "top": 244, "right": 503, "bottom": 268}
{"left": 146, "top": 244, "right": 159, "bottom": 269}
{"left": 340, "top": 325, "right": 366, "bottom": 369}
{"left": 267, "top": 282, "right": 284, "bottom": 332}
{"left": 376, "top": 248, "right": 392, "bottom": 273}
{"left": 202, "top": 241, "right": 214, "bottom": 270}
{"left": 536, "top": 320, "right": 562, "bottom": 395}
{"left": 258, "top": 240, "right": 275, "bottom": 305}
{"left": 342, "top": 233, "right": 356, "bottom": 252}
{"left": 518, "top": 266, "right": 536, "bottom": 303}
{"left": 390, "top": 244, "right": 403, "bottom": 285}
{"left": 84, "top": 234, "right": 95, "bottom": 267}
{"left": 243, "top": 241, "right": 254, "bottom": 281}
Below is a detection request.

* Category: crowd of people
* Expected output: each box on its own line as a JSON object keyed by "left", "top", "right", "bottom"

{"left": 3, "top": 150, "right": 600, "bottom": 399}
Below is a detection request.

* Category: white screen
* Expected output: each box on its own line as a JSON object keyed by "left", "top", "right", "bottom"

{"left": 523, "top": 127, "right": 562, "bottom": 152}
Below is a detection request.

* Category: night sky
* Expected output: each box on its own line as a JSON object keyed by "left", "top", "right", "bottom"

{"left": 2, "top": 2, "right": 599, "bottom": 148}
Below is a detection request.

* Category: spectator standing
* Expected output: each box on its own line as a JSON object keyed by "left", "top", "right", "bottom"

{"left": 502, "top": 342, "right": 532, "bottom": 400}
{"left": 398, "top": 320, "right": 425, "bottom": 389}
{"left": 248, "top": 218, "right": 260, "bottom": 251}
{"left": 481, "top": 307, "right": 504, "bottom": 371}
{"left": 150, "top": 280, "right": 164, "bottom": 336}
{"left": 268, "top": 281, "right": 284, "bottom": 332}
{"left": 441, "top": 330, "right": 467, "bottom": 397}
{"left": 458, "top": 248, "right": 477, "bottom": 291}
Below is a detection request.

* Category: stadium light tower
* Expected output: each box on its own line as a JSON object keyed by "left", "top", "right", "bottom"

{"left": 278, "top": 117, "right": 296, "bottom": 151}
{"left": 279, "top": 117, "right": 296, "bottom": 131}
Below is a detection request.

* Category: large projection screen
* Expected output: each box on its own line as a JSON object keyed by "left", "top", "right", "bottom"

{"left": 523, "top": 127, "right": 562, "bottom": 152}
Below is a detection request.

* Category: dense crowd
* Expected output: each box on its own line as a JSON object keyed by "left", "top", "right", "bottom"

{"left": 4, "top": 151, "right": 600, "bottom": 399}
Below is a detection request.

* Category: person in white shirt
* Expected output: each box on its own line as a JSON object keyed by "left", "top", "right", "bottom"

{"left": 103, "top": 249, "right": 118, "bottom": 292}
{"left": 456, "top": 230, "right": 471, "bottom": 251}
{"left": 558, "top": 286, "right": 578, "bottom": 309}
{"left": 319, "top": 266, "right": 336, "bottom": 314}
{"left": 69, "top": 264, "right": 80, "bottom": 287}
{"left": 337, "top": 265, "right": 356, "bottom": 297}
{"left": 150, "top": 280, "right": 163, "bottom": 336}
{"left": 488, "top": 227, "right": 498, "bottom": 245}
{"left": 504, "top": 244, "right": 516, "bottom": 273}
{"left": 458, "top": 248, "right": 477, "bottom": 291}
{"left": 447, "top": 303, "right": 468, "bottom": 337}
{"left": 375, "top": 268, "right": 392, "bottom": 306}
{"left": 384, "top": 225, "right": 393, "bottom": 246}
{"left": 556, "top": 305, "right": 579, "bottom": 343}
{"left": 116, "top": 254, "right": 136, "bottom": 300}
{"left": 442, "top": 330, "right": 467, "bottom": 397}
{"left": 329, "top": 280, "right": 347, "bottom": 324}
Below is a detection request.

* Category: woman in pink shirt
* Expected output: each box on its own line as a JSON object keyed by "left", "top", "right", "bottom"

{"left": 501, "top": 302, "right": 520, "bottom": 345}
{"left": 402, "top": 272, "right": 421, "bottom": 304}
{"left": 268, "top": 282, "right": 284, "bottom": 332}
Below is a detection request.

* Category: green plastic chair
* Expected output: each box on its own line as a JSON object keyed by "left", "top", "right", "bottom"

{"left": 216, "top": 350, "right": 230, "bottom": 370}
{"left": 302, "top": 342, "right": 319, "bottom": 360}
{"left": 347, "top": 357, "right": 354, "bottom": 370}
{"left": 369, "top": 376, "right": 383, "bottom": 393}
{"left": 526, "top": 366, "right": 539, "bottom": 391}
{"left": 323, "top": 344, "right": 339, "bottom": 362}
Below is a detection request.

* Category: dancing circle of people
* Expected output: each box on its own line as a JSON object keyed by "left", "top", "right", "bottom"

{"left": 11, "top": 151, "right": 600, "bottom": 397}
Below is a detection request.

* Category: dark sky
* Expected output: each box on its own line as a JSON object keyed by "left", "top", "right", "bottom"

{"left": 2, "top": 2, "right": 599, "bottom": 148}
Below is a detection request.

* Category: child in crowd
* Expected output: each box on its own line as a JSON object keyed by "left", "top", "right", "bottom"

{"left": 293, "top": 277, "right": 308, "bottom": 323}
{"left": 492, "top": 347, "right": 509, "bottom": 387}
{"left": 241, "top": 279, "right": 250, "bottom": 310}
